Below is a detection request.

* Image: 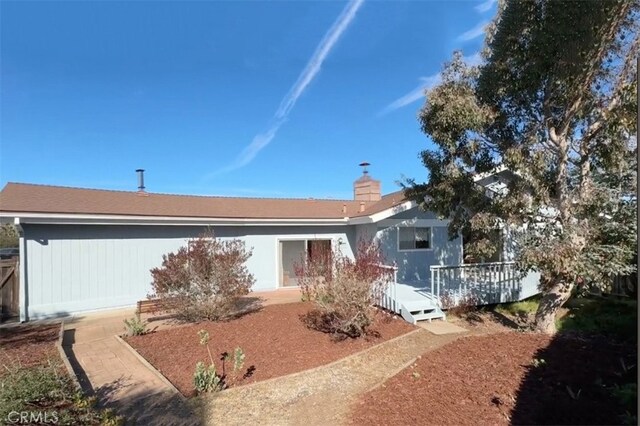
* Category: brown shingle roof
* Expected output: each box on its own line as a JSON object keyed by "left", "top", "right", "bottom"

{"left": 350, "top": 190, "right": 408, "bottom": 217}
{"left": 0, "top": 183, "right": 407, "bottom": 220}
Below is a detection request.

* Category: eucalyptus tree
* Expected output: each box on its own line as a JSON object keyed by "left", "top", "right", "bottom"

{"left": 405, "top": 0, "right": 638, "bottom": 333}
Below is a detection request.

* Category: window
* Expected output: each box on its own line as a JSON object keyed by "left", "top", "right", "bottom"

{"left": 398, "top": 227, "right": 431, "bottom": 251}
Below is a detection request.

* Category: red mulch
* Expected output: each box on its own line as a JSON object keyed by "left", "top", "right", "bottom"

{"left": 0, "top": 324, "right": 61, "bottom": 374}
{"left": 350, "top": 332, "right": 637, "bottom": 425}
{"left": 126, "top": 302, "right": 416, "bottom": 397}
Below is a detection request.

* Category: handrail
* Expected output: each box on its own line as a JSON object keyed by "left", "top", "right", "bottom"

{"left": 430, "top": 261, "right": 516, "bottom": 270}
{"left": 371, "top": 263, "right": 399, "bottom": 271}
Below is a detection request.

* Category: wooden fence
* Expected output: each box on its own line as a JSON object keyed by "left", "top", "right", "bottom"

{"left": 0, "top": 258, "right": 19, "bottom": 320}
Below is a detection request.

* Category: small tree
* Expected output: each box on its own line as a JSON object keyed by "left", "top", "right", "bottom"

{"left": 150, "top": 231, "right": 255, "bottom": 321}
{"left": 406, "top": 0, "right": 638, "bottom": 334}
{"left": 0, "top": 224, "right": 18, "bottom": 248}
{"left": 295, "top": 238, "right": 392, "bottom": 338}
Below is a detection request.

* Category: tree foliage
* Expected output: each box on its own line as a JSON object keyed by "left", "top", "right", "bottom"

{"left": 406, "top": 0, "right": 638, "bottom": 333}
{"left": 150, "top": 231, "right": 255, "bottom": 322}
{"left": 0, "top": 224, "right": 19, "bottom": 248}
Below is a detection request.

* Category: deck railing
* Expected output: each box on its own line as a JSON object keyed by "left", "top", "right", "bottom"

{"left": 430, "top": 261, "right": 532, "bottom": 306}
{"left": 372, "top": 263, "right": 399, "bottom": 313}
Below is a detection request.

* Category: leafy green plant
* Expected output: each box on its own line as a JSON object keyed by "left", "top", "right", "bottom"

{"left": 556, "top": 298, "right": 637, "bottom": 342}
{"left": 193, "top": 361, "right": 222, "bottom": 393}
{"left": 611, "top": 383, "right": 637, "bottom": 409}
{"left": 123, "top": 311, "right": 148, "bottom": 336}
{"left": 0, "top": 359, "right": 123, "bottom": 425}
{"left": 496, "top": 296, "right": 541, "bottom": 317}
{"left": 193, "top": 330, "right": 247, "bottom": 394}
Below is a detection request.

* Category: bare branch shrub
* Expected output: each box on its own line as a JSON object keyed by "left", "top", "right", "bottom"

{"left": 440, "top": 291, "right": 479, "bottom": 317}
{"left": 150, "top": 231, "right": 255, "bottom": 321}
{"left": 295, "top": 238, "right": 392, "bottom": 338}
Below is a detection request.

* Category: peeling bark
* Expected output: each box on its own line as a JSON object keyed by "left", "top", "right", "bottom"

{"left": 534, "top": 278, "right": 574, "bottom": 334}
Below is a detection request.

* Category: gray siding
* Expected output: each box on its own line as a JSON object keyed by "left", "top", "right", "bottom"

{"left": 356, "top": 207, "right": 463, "bottom": 286}
{"left": 22, "top": 224, "right": 355, "bottom": 318}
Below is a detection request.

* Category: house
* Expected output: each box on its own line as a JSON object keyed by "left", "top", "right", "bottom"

{"left": 0, "top": 167, "right": 539, "bottom": 323}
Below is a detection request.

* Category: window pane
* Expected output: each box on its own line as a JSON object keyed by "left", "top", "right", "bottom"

{"left": 415, "top": 227, "right": 430, "bottom": 249}
{"left": 398, "top": 227, "right": 415, "bottom": 250}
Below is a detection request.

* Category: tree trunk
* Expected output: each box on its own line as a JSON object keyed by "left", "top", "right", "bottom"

{"left": 534, "top": 278, "right": 574, "bottom": 334}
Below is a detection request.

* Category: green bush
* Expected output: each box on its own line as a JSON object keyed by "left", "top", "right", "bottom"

{"left": 123, "top": 312, "right": 148, "bottom": 336}
{"left": 0, "top": 360, "right": 123, "bottom": 425}
{"left": 193, "top": 330, "right": 247, "bottom": 394}
{"left": 557, "top": 297, "right": 637, "bottom": 341}
{"left": 193, "top": 362, "right": 222, "bottom": 393}
{"left": 495, "top": 296, "right": 541, "bottom": 317}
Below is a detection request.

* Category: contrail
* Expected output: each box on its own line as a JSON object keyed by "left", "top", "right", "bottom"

{"left": 379, "top": 52, "right": 482, "bottom": 115}
{"left": 214, "top": 0, "right": 365, "bottom": 175}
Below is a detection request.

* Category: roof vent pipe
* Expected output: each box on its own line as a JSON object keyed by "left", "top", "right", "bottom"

{"left": 136, "top": 169, "right": 145, "bottom": 192}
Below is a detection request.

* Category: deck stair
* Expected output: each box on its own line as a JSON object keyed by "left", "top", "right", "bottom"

{"left": 379, "top": 280, "right": 446, "bottom": 324}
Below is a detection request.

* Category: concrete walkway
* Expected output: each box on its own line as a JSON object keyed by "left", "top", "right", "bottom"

{"left": 62, "top": 309, "right": 200, "bottom": 425}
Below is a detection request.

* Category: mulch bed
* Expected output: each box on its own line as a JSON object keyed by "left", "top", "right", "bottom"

{"left": 126, "top": 302, "right": 416, "bottom": 397}
{"left": 350, "top": 332, "right": 637, "bottom": 425}
{"left": 0, "top": 324, "right": 61, "bottom": 373}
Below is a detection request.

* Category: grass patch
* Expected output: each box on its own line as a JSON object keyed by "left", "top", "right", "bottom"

{"left": 495, "top": 295, "right": 541, "bottom": 317}
{"left": 0, "top": 359, "right": 123, "bottom": 425}
{"left": 557, "top": 296, "right": 637, "bottom": 342}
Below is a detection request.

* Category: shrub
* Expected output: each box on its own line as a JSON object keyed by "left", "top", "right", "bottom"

{"left": 0, "top": 360, "right": 123, "bottom": 425}
{"left": 440, "top": 291, "right": 479, "bottom": 317}
{"left": 295, "top": 238, "right": 392, "bottom": 338}
{"left": 193, "top": 330, "right": 247, "bottom": 394}
{"left": 123, "top": 311, "right": 148, "bottom": 336}
{"left": 150, "top": 231, "right": 255, "bottom": 322}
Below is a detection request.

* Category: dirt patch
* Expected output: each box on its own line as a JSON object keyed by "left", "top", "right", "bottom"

{"left": 0, "top": 324, "right": 61, "bottom": 372}
{"left": 448, "top": 309, "right": 521, "bottom": 333}
{"left": 350, "top": 332, "right": 636, "bottom": 425}
{"left": 126, "top": 302, "right": 416, "bottom": 397}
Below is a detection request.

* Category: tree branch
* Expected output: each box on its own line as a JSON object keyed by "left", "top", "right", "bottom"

{"left": 556, "top": 2, "right": 633, "bottom": 138}
{"left": 581, "top": 33, "right": 639, "bottom": 145}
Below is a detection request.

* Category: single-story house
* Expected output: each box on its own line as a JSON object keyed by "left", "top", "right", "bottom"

{"left": 0, "top": 167, "right": 539, "bottom": 322}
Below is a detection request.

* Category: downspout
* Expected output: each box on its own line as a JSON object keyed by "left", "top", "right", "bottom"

{"left": 14, "top": 218, "right": 27, "bottom": 322}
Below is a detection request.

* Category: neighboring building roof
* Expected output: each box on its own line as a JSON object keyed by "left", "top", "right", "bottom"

{"left": 0, "top": 183, "right": 408, "bottom": 221}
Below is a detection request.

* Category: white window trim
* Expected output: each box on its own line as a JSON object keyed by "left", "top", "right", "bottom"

{"left": 397, "top": 226, "right": 433, "bottom": 252}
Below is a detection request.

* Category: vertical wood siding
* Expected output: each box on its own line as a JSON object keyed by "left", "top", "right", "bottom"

{"left": 22, "top": 224, "right": 355, "bottom": 318}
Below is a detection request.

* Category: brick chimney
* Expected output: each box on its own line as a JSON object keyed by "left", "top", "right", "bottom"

{"left": 353, "top": 162, "right": 381, "bottom": 202}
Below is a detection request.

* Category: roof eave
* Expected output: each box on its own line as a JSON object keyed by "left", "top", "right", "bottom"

{"left": 2, "top": 212, "right": 350, "bottom": 227}
{"left": 348, "top": 200, "right": 416, "bottom": 225}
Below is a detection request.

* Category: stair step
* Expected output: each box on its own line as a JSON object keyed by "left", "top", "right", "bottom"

{"left": 413, "top": 311, "right": 446, "bottom": 322}
{"left": 402, "top": 300, "right": 437, "bottom": 312}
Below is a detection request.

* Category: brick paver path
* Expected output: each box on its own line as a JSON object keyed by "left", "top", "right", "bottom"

{"left": 62, "top": 309, "right": 200, "bottom": 425}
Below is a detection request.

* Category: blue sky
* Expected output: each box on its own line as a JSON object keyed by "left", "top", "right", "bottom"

{"left": 1, "top": 0, "right": 495, "bottom": 200}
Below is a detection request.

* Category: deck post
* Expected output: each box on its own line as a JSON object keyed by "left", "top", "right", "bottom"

{"left": 430, "top": 268, "right": 434, "bottom": 300}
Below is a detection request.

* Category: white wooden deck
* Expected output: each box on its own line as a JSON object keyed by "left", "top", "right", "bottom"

{"left": 377, "top": 261, "right": 541, "bottom": 325}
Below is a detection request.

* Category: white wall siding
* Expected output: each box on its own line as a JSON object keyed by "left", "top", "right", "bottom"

{"left": 22, "top": 224, "right": 355, "bottom": 318}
